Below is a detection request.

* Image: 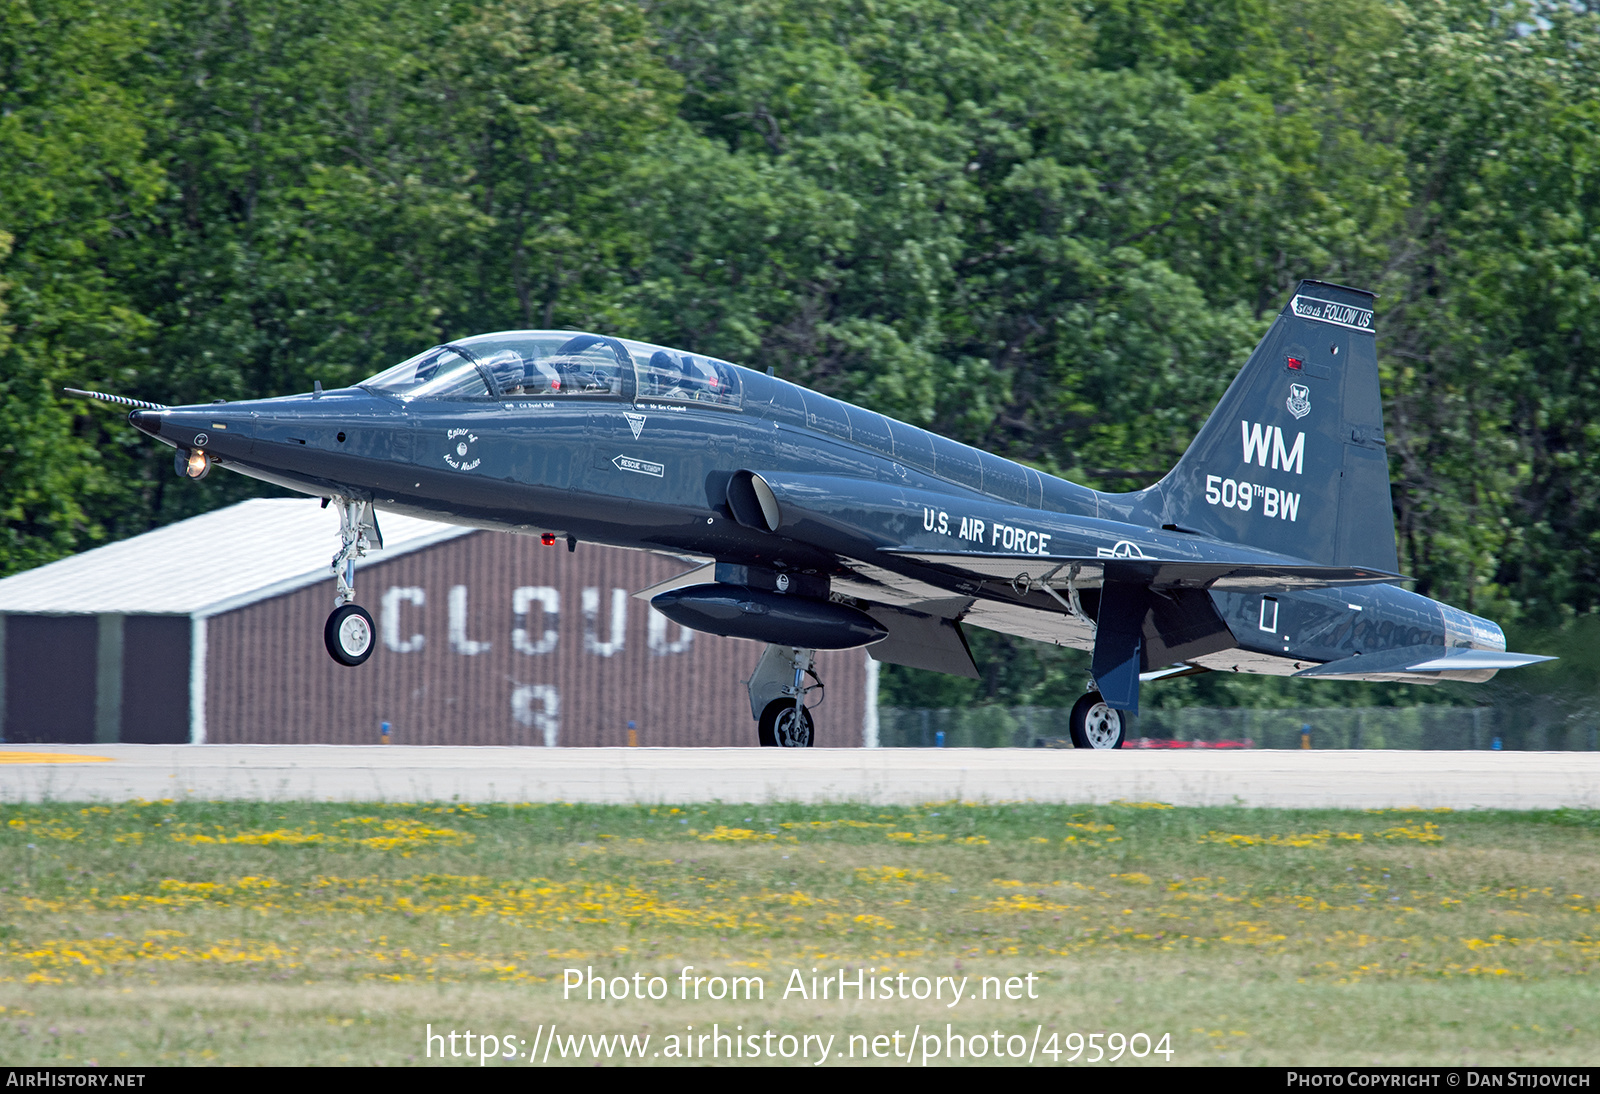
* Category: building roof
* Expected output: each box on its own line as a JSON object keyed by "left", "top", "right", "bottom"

{"left": 0, "top": 500, "right": 470, "bottom": 617}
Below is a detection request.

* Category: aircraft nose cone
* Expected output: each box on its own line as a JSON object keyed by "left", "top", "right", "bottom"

{"left": 129, "top": 408, "right": 164, "bottom": 437}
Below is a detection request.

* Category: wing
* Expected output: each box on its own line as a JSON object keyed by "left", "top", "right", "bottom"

{"left": 884, "top": 550, "right": 1402, "bottom": 592}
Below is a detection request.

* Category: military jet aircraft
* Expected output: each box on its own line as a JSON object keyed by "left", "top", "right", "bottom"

{"left": 86, "top": 279, "right": 1550, "bottom": 748}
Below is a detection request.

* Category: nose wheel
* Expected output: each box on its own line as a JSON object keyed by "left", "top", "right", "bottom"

{"left": 1070, "top": 691, "right": 1126, "bottom": 749}
{"left": 325, "top": 604, "right": 376, "bottom": 666}
{"left": 323, "top": 497, "right": 383, "bottom": 667}
{"left": 758, "top": 700, "right": 815, "bottom": 747}
{"left": 747, "top": 644, "right": 822, "bottom": 748}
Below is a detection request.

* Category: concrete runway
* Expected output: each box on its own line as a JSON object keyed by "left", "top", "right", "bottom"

{"left": 0, "top": 744, "right": 1596, "bottom": 809}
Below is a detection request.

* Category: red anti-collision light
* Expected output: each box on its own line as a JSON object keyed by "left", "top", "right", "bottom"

{"left": 1286, "top": 356, "right": 1303, "bottom": 370}
{"left": 540, "top": 533, "right": 557, "bottom": 546}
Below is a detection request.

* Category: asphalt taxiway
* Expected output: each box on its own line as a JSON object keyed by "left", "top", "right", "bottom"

{"left": 0, "top": 745, "right": 1596, "bottom": 809}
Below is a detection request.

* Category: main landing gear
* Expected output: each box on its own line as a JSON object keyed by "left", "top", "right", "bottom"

{"left": 1069, "top": 688, "right": 1127, "bottom": 749}
{"left": 748, "top": 644, "right": 822, "bottom": 747}
{"left": 323, "top": 497, "right": 382, "bottom": 667}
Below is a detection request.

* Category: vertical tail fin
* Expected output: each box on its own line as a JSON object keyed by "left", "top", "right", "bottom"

{"left": 1148, "top": 281, "right": 1397, "bottom": 572}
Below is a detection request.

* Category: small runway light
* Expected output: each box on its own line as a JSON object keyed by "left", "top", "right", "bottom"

{"left": 541, "top": 532, "right": 557, "bottom": 546}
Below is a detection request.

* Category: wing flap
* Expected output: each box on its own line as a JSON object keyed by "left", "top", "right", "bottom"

{"left": 863, "top": 605, "right": 980, "bottom": 679}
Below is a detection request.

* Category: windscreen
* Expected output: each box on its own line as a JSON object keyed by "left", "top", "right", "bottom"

{"left": 360, "top": 330, "right": 740, "bottom": 406}
{"left": 359, "top": 345, "right": 489, "bottom": 400}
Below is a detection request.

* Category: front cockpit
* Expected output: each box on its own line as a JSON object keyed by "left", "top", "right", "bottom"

{"left": 359, "top": 330, "right": 744, "bottom": 408}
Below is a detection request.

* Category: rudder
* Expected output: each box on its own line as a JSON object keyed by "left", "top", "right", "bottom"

{"left": 1146, "top": 280, "right": 1397, "bottom": 572}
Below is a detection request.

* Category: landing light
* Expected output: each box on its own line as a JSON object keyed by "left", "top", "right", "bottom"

{"left": 177, "top": 449, "right": 211, "bottom": 480}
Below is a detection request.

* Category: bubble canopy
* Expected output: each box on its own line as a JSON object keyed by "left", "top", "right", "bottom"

{"left": 359, "top": 331, "right": 743, "bottom": 408}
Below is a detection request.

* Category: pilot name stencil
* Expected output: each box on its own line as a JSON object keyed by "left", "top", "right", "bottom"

{"left": 444, "top": 428, "right": 481, "bottom": 471}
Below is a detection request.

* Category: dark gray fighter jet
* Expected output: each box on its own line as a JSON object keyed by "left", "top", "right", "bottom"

{"left": 92, "top": 280, "right": 1550, "bottom": 747}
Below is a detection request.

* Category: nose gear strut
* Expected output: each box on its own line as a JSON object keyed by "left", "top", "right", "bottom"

{"left": 330, "top": 497, "right": 382, "bottom": 607}
{"left": 323, "top": 497, "right": 383, "bottom": 666}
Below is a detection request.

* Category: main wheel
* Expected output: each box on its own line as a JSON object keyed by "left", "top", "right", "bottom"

{"left": 324, "top": 604, "right": 376, "bottom": 666}
{"left": 758, "top": 700, "right": 815, "bottom": 747}
{"left": 1069, "top": 692, "right": 1125, "bottom": 749}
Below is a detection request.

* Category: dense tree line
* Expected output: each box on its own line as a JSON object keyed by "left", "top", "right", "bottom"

{"left": 3, "top": 0, "right": 1597, "bottom": 709}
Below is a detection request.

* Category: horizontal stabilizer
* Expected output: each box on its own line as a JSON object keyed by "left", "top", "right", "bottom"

{"left": 886, "top": 550, "right": 1401, "bottom": 592}
{"left": 1294, "top": 646, "right": 1555, "bottom": 678}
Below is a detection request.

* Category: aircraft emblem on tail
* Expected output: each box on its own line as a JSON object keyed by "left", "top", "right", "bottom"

{"left": 1286, "top": 384, "right": 1311, "bottom": 420}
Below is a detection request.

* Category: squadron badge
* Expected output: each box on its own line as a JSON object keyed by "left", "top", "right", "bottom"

{"left": 444, "top": 428, "right": 481, "bottom": 471}
{"left": 1286, "top": 383, "right": 1311, "bottom": 420}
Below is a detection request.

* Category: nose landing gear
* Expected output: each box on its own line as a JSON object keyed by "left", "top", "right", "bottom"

{"left": 322, "top": 497, "right": 383, "bottom": 667}
{"left": 748, "top": 644, "right": 821, "bottom": 747}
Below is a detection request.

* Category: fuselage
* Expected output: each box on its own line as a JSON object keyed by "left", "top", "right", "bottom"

{"left": 128, "top": 329, "right": 1507, "bottom": 682}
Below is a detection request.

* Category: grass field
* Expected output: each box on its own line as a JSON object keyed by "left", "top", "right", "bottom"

{"left": 1, "top": 798, "right": 1597, "bottom": 1066}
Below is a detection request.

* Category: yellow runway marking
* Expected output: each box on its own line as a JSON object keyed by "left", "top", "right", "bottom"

{"left": 0, "top": 752, "right": 113, "bottom": 764}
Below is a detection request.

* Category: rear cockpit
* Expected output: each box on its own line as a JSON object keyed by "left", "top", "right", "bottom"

{"left": 360, "top": 330, "right": 743, "bottom": 408}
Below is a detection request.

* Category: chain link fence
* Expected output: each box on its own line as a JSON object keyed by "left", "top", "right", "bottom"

{"left": 878, "top": 704, "right": 1600, "bottom": 750}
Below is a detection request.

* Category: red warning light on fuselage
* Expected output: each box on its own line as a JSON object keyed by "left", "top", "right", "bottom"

{"left": 1286, "top": 356, "right": 1304, "bottom": 370}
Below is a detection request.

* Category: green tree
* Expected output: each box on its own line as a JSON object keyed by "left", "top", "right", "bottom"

{"left": 0, "top": 0, "right": 162, "bottom": 574}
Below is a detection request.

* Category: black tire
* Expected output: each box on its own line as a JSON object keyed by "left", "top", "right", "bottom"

{"left": 1069, "top": 692, "right": 1125, "bottom": 749}
{"left": 758, "top": 699, "right": 815, "bottom": 747}
{"left": 324, "top": 604, "right": 376, "bottom": 666}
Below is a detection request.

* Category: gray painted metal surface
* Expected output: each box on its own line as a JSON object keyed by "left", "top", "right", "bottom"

{"left": 94, "top": 614, "right": 122, "bottom": 743}
{"left": 4, "top": 616, "right": 97, "bottom": 742}
{"left": 0, "top": 744, "right": 1596, "bottom": 810}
